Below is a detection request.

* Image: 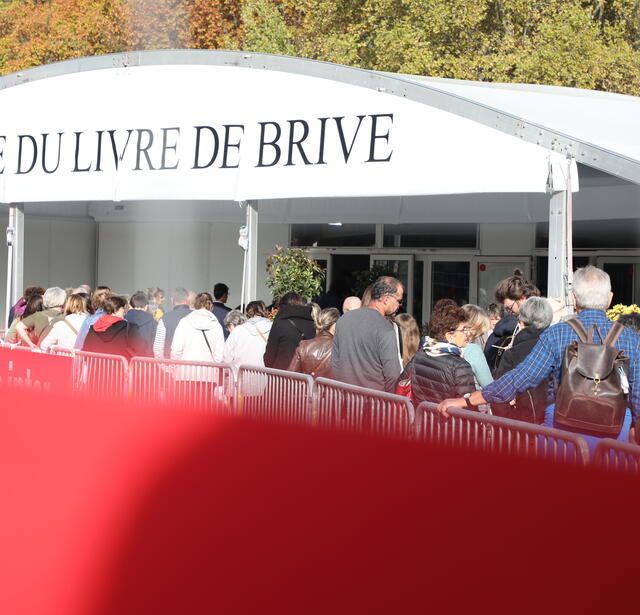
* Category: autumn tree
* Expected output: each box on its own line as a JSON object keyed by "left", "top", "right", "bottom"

{"left": 0, "top": 0, "right": 130, "bottom": 74}
{"left": 1, "top": 0, "right": 640, "bottom": 96}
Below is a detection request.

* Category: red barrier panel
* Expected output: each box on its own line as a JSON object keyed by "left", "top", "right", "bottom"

{"left": 0, "top": 386, "right": 638, "bottom": 615}
{"left": 0, "top": 346, "right": 72, "bottom": 393}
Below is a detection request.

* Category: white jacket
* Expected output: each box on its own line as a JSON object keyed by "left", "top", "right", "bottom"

{"left": 171, "top": 309, "right": 225, "bottom": 373}
{"left": 223, "top": 316, "right": 272, "bottom": 376}
{"left": 40, "top": 313, "right": 88, "bottom": 351}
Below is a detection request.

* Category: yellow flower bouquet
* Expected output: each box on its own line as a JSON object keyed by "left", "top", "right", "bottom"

{"left": 606, "top": 303, "right": 640, "bottom": 321}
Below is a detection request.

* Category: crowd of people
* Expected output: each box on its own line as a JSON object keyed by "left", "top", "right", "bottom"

{"left": 3, "top": 266, "right": 640, "bottom": 447}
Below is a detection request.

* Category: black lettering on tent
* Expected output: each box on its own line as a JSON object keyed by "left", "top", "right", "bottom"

{"left": 367, "top": 114, "right": 393, "bottom": 162}
{"left": 285, "top": 120, "right": 312, "bottom": 166}
{"left": 316, "top": 118, "right": 329, "bottom": 165}
{"left": 16, "top": 135, "right": 37, "bottom": 175}
{"left": 333, "top": 115, "right": 366, "bottom": 163}
{"left": 0, "top": 136, "right": 6, "bottom": 175}
{"left": 108, "top": 129, "right": 134, "bottom": 171}
{"left": 160, "top": 127, "right": 180, "bottom": 170}
{"left": 257, "top": 122, "right": 282, "bottom": 168}
{"left": 41, "top": 133, "right": 63, "bottom": 174}
{"left": 73, "top": 132, "right": 92, "bottom": 172}
{"left": 135, "top": 129, "right": 156, "bottom": 171}
{"left": 95, "top": 131, "right": 105, "bottom": 172}
{"left": 192, "top": 126, "right": 220, "bottom": 170}
{"left": 221, "top": 124, "right": 244, "bottom": 169}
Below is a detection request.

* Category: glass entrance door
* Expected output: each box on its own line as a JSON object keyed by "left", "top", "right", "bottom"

{"left": 371, "top": 255, "right": 415, "bottom": 317}
{"left": 475, "top": 258, "right": 531, "bottom": 309}
{"left": 596, "top": 257, "right": 640, "bottom": 306}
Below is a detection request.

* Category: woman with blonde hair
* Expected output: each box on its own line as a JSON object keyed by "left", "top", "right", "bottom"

{"left": 394, "top": 313, "right": 420, "bottom": 367}
{"left": 287, "top": 307, "right": 340, "bottom": 378}
{"left": 461, "top": 304, "right": 493, "bottom": 388}
{"left": 40, "top": 293, "right": 89, "bottom": 351}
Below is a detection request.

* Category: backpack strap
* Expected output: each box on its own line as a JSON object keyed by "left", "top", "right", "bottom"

{"left": 604, "top": 321, "right": 624, "bottom": 348}
{"left": 287, "top": 319, "right": 305, "bottom": 340}
{"left": 63, "top": 318, "right": 79, "bottom": 336}
{"left": 201, "top": 330, "right": 215, "bottom": 361}
{"left": 565, "top": 318, "right": 590, "bottom": 343}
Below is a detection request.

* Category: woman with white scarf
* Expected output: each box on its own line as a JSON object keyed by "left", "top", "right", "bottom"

{"left": 405, "top": 298, "right": 475, "bottom": 406}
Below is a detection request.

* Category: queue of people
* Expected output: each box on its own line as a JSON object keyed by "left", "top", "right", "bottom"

{"left": 3, "top": 265, "right": 640, "bottom": 448}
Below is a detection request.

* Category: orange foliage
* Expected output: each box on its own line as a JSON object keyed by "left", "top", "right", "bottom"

{"left": 0, "top": 0, "right": 130, "bottom": 74}
{"left": 0, "top": 0, "right": 243, "bottom": 75}
{"left": 188, "top": 0, "right": 242, "bottom": 50}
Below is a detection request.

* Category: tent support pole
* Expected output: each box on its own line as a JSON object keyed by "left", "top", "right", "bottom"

{"left": 5, "top": 203, "right": 24, "bottom": 329}
{"left": 246, "top": 200, "right": 258, "bottom": 303}
{"left": 547, "top": 190, "right": 569, "bottom": 307}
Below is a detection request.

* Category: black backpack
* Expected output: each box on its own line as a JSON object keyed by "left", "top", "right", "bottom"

{"left": 554, "top": 319, "right": 628, "bottom": 437}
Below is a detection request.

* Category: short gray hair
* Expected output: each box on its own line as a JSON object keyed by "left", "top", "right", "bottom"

{"left": 572, "top": 266, "right": 611, "bottom": 310}
{"left": 519, "top": 297, "right": 553, "bottom": 330}
{"left": 224, "top": 309, "right": 247, "bottom": 328}
{"left": 43, "top": 286, "right": 67, "bottom": 309}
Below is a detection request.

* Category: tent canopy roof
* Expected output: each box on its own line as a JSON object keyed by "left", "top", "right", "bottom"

{"left": 1, "top": 49, "right": 636, "bottom": 188}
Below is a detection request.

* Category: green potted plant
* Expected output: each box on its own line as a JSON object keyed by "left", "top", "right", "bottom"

{"left": 265, "top": 245, "right": 326, "bottom": 308}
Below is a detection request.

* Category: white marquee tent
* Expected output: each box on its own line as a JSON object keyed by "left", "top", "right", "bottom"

{"left": 1, "top": 50, "right": 639, "bottom": 320}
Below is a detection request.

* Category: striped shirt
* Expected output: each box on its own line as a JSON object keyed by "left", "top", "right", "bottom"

{"left": 482, "top": 309, "right": 640, "bottom": 418}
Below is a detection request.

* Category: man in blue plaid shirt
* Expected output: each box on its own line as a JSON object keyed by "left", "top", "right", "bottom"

{"left": 438, "top": 266, "right": 640, "bottom": 443}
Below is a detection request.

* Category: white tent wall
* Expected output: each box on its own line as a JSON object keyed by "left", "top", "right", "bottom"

{"left": 0, "top": 161, "right": 637, "bottom": 319}
{"left": 0, "top": 212, "right": 96, "bottom": 314}
{"left": 96, "top": 221, "right": 288, "bottom": 309}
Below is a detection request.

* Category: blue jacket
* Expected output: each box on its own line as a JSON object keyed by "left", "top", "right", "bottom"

{"left": 212, "top": 302, "right": 232, "bottom": 340}
{"left": 483, "top": 309, "right": 640, "bottom": 420}
{"left": 124, "top": 309, "right": 157, "bottom": 357}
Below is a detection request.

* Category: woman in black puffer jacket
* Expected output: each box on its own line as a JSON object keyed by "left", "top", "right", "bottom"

{"left": 264, "top": 292, "right": 316, "bottom": 370}
{"left": 408, "top": 299, "right": 475, "bottom": 405}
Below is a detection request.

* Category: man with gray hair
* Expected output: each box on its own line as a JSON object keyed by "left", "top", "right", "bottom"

{"left": 16, "top": 286, "right": 66, "bottom": 348}
{"left": 331, "top": 276, "right": 404, "bottom": 392}
{"left": 438, "top": 266, "right": 640, "bottom": 443}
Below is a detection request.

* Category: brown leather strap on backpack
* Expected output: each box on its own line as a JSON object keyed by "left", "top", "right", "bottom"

{"left": 567, "top": 318, "right": 624, "bottom": 348}
{"left": 566, "top": 318, "right": 590, "bottom": 342}
{"left": 604, "top": 321, "right": 624, "bottom": 347}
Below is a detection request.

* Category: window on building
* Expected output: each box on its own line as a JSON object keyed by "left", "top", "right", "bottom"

{"left": 383, "top": 223, "right": 477, "bottom": 248}
{"left": 291, "top": 224, "right": 376, "bottom": 247}
{"left": 536, "top": 219, "right": 640, "bottom": 249}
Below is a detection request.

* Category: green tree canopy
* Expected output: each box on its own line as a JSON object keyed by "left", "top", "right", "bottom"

{"left": 1, "top": 0, "right": 640, "bottom": 95}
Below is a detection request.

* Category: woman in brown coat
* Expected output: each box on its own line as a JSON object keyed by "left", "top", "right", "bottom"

{"left": 287, "top": 307, "right": 340, "bottom": 378}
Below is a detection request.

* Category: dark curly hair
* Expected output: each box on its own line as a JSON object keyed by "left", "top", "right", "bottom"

{"left": 428, "top": 298, "right": 467, "bottom": 342}
{"left": 494, "top": 269, "right": 540, "bottom": 303}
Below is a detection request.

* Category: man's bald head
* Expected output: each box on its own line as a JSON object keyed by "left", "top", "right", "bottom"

{"left": 342, "top": 296, "right": 362, "bottom": 313}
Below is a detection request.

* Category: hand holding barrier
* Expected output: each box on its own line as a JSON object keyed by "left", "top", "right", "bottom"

{"left": 415, "top": 402, "right": 589, "bottom": 466}
{"left": 129, "top": 357, "right": 234, "bottom": 412}
{"left": 47, "top": 345, "right": 75, "bottom": 357}
{"left": 593, "top": 438, "right": 640, "bottom": 473}
{"left": 312, "top": 378, "right": 415, "bottom": 437}
{"left": 236, "top": 366, "right": 313, "bottom": 425}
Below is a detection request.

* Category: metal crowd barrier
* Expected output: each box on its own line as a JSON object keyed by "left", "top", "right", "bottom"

{"left": 415, "top": 403, "right": 590, "bottom": 466}
{"left": 592, "top": 439, "right": 640, "bottom": 474}
{"left": 312, "top": 378, "right": 415, "bottom": 437}
{"left": 0, "top": 342, "right": 39, "bottom": 352}
{"left": 236, "top": 365, "right": 313, "bottom": 425}
{"left": 72, "top": 350, "right": 129, "bottom": 400}
{"left": 129, "top": 357, "right": 235, "bottom": 412}
{"left": 48, "top": 345, "right": 76, "bottom": 357}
